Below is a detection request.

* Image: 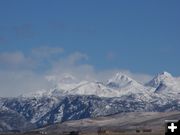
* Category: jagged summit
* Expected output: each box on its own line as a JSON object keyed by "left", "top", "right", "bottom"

{"left": 160, "top": 71, "right": 172, "bottom": 77}
{"left": 25, "top": 71, "right": 180, "bottom": 98}
{"left": 106, "top": 72, "right": 136, "bottom": 88}
{"left": 109, "top": 72, "right": 133, "bottom": 82}
{"left": 146, "top": 71, "right": 175, "bottom": 88}
{"left": 145, "top": 71, "right": 180, "bottom": 94}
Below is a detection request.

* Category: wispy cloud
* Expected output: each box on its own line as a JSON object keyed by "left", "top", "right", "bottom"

{"left": 32, "top": 46, "right": 64, "bottom": 58}
{"left": 0, "top": 46, "right": 64, "bottom": 70}
{"left": 66, "top": 52, "right": 88, "bottom": 65}
{"left": 0, "top": 52, "right": 26, "bottom": 64}
{"left": 0, "top": 70, "right": 52, "bottom": 97}
{"left": 0, "top": 51, "right": 34, "bottom": 69}
{"left": 0, "top": 47, "right": 153, "bottom": 97}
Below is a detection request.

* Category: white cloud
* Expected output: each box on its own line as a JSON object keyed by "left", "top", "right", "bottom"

{"left": 0, "top": 52, "right": 25, "bottom": 65}
{"left": 66, "top": 52, "right": 88, "bottom": 65}
{"left": 47, "top": 52, "right": 93, "bottom": 81}
{"left": 177, "top": 77, "right": 180, "bottom": 83}
{"left": 0, "top": 51, "right": 34, "bottom": 69}
{"left": 0, "top": 70, "right": 52, "bottom": 97}
{"left": 47, "top": 53, "right": 153, "bottom": 85}
{"left": 0, "top": 50, "right": 154, "bottom": 97}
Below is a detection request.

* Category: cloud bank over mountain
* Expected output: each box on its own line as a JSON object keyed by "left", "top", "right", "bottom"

{"left": 0, "top": 47, "right": 154, "bottom": 97}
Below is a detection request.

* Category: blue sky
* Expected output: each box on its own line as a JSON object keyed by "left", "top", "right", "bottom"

{"left": 0, "top": 0, "right": 180, "bottom": 96}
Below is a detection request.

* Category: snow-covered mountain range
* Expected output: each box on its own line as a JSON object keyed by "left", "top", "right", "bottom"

{"left": 30, "top": 71, "right": 180, "bottom": 98}
{"left": 0, "top": 71, "right": 180, "bottom": 132}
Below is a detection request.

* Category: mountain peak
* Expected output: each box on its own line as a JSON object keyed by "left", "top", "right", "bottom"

{"left": 146, "top": 71, "right": 174, "bottom": 88}
{"left": 160, "top": 71, "right": 172, "bottom": 77}
{"left": 106, "top": 72, "right": 135, "bottom": 88}
{"left": 108, "top": 72, "right": 133, "bottom": 82}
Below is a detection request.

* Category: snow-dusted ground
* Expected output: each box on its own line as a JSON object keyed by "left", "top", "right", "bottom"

{"left": 40, "top": 111, "right": 180, "bottom": 133}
